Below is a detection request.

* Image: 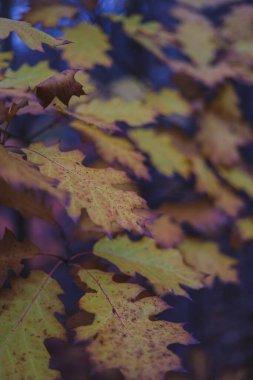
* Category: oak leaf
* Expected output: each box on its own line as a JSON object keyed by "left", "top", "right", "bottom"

{"left": 159, "top": 200, "right": 229, "bottom": 237}
{"left": 219, "top": 167, "right": 253, "bottom": 198}
{"left": 74, "top": 269, "right": 193, "bottom": 380}
{"left": 0, "top": 271, "right": 65, "bottom": 379}
{"left": 222, "top": 5, "right": 253, "bottom": 59}
{"left": 35, "top": 69, "right": 85, "bottom": 108}
{"left": 0, "top": 145, "right": 67, "bottom": 210}
{"left": 71, "top": 121, "right": 150, "bottom": 179}
{"left": 26, "top": 143, "right": 148, "bottom": 233}
{"left": 148, "top": 214, "right": 184, "bottom": 248}
{"left": 0, "top": 62, "right": 57, "bottom": 89}
{"left": 23, "top": 5, "right": 77, "bottom": 28}
{"left": 179, "top": 238, "right": 238, "bottom": 285}
{"left": 74, "top": 97, "right": 156, "bottom": 128}
{"left": 94, "top": 236, "right": 203, "bottom": 296}
{"left": 197, "top": 113, "right": 246, "bottom": 167}
{"left": 172, "top": 8, "right": 218, "bottom": 67}
{"left": 144, "top": 88, "right": 191, "bottom": 117}
{"left": 109, "top": 14, "right": 175, "bottom": 65}
{"left": 62, "top": 23, "right": 112, "bottom": 69}
{"left": 192, "top": 157, "right": 243, "bottom": 217}
{"left": 130, "top": 129, "right": 191, "bottom": 177}
{"left": 0, "top": 17, "right": 68, "bottom": 52}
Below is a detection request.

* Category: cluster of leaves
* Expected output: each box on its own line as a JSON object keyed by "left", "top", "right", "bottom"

{"left": 1, "top": 0, "right": 253, "bottom": 379}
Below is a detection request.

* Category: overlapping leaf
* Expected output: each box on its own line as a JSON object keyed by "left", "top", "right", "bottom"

{"left": 94, "top": 236, "right": 203, "bottom": 296}
{"left": 0, "top": 17, "right": 68, "bottom": 52}
{"left": 0, "top": 271, "right": 65, "bottom": 379}
{"left": 26, "top": 143, "right": 148, "bottom": 233}
{"left": 74, "top": 269, "right": 193, "bottom": 380}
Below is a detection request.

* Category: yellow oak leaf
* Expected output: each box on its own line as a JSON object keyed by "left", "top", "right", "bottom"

{"left": 192, "top": 157, "right": 243, "bottom": 217}
{"left": 71, "top": 121, "right": 149, "bottom": 179}
{"left": 179, "top": 238, "right": 238, "bottom": 285}
{"left": 0, "top": 17, "right": 68, "bottom": 52}
{"left": 0, "top": 271, "right": 65, "bottom": 379}
{"left": 197, "top": 113, "right": 246, "bottom": 166}
{"left": 62, "top": 23, "right": 112, "bottom": 69}
{"left": 144, "top": 88, "right": 191, "bottom": 117}
{"left": 74, "top": 269, "right": 193, "bottom": 380}
{"left": 94, "top": 236, "right": 203, "bottom": 296}
{"left": 0, "top": 61, "right": 57, "bottom": 89}
{"left": 219, "top": 167, "right": 253, "bottom": 198}
{"left": 23, "top": 5, "right": 77, "bottom": 28}
{"left": 26, "top": 143, "right": 148, "bottom": 233}
{"left": 173, "top": 9, "right": 218, "bottom": 66}
{"left": 74, "top": 96, "right": 156, "bottom": 128}
{"left": 130, "top": 129, "right": 191, "bottom": 177}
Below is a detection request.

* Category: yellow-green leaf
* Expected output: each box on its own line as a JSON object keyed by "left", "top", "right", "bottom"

{"left": 130, "top": 129, "right": 191, "bottom": 177}
{"left": 94, "top": 235, "right": 203, "bottom": 296}
{"left": 62, "top": 23, "right": 112, "bottom": 69}
{"left": 75, "top": 269, "right": 193, "bottom": 380}
{"left": 0, "top": 271, "right": 65, "bottom": 379}
{"left": 0, "top": 17, "right": 68, "bottom": 52}
{"left": 0, "top": 62, "right": 57, "bottom": 89}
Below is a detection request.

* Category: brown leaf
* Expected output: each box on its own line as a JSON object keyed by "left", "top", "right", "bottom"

{"left": 35, "top": 69, "right": 86, "bottom": 108}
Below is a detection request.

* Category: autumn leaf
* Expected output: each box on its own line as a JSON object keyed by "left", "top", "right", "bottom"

{"left": 74, "top": 269, "right": 193, "bottom": 380}
{"left": 23, "top": 5, "right": 77, "bottom": 28}
{"left": 172, "top": 8, "right": 218, "bottom": 67}
{"left": 0, "top": 230, "right": 39, "bottom": 287}
{"left": 192, "top": 157, "right": 243, "bottom": 217}
{"left": 0, "top": 62, "right": 57, "bottom": 89}
{"left": 219, "top": 167, "right": 253, "bottom": 198}
{"left": 148, "top": 214, "right": 184, "bottom": 248}
{"left": 25, "top": 143, "right": 148, "bottom": 233}
{"left": 0, "top": 17, "right": 69, "bottom": 52}
{"left": 35, "top": 69, "right": 86, "bottom": 108}
{"left": 62, "top": 23, "right": 112, "bottom": 69}
{"left": 94, "top": 236, "right": 203, "bottom": 296}
{"left": 130, "top": 129, "right": 191, "bottom": 177}
{"left": 159, "top": 200, "right": 229, "bottom": 237}
{"left": 144, "top": 88, "right": 191, "bottom": 117}
{"left": 0, "top": 145, "right": 67, "bottom": 210}
{"left": 0, "top": 271, "right": 65, "bottom": 379}
{"left": 109, "top": 14, "right": 175, "bottom": 65}
{"left": 197, "top": 113, "right": 246, "bottom": 166}
{"left": 73, "top": 96, "right": 156, "bottom": 128}
{"left": 179, "top": 238, "right": 238, "bottom": 285}
{"left": 222, "top": 5, "right": 253, "bottom": 59}
{"left": 71, "top": 121, "right": 150, "bottom": 179}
